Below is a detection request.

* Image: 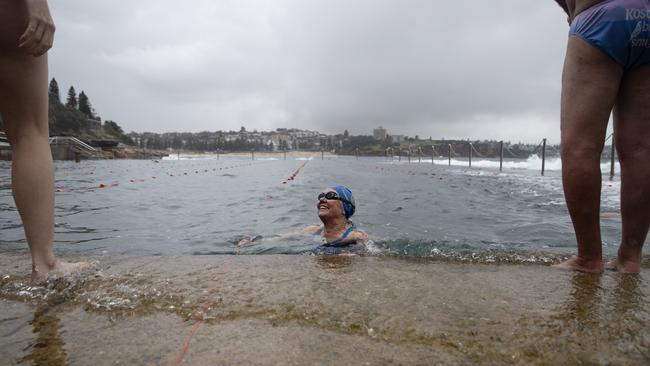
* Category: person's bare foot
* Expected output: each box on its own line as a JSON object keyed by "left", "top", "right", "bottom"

{"left": 552, "top": 256, "right": 604, "bottom": 273}
{"left": 31, "top": 260, "right": 91, "bottom": 283}
{"left": 605, "top": 258, "right": 641, "bottom": 274}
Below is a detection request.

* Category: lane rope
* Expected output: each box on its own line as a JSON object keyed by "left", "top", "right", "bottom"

{"left": 282, "top": 161, "right": 308, "bottom": 184}
{"left": 52, "top": 161, "right": 263, "bottom": 194}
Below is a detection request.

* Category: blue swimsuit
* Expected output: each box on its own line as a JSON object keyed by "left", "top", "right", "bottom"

{"left": 570, "top": 0, "right": 650, "bottom": 70}
{"left": 314, "top": 223, "right": 357, "bottom": 248}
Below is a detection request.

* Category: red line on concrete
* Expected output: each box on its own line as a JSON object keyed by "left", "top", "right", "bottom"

{"left": 170, "top": 271, "right": 226, "bottom": 366}
{"left": 171, "top": 320, "right": 202, "bottom": 366}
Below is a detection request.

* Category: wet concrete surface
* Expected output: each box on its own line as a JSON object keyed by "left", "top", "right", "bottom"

{"left": 1, "top": 250, "right": 649, "bottom": 365}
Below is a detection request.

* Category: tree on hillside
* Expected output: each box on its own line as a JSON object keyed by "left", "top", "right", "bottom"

{"left": 103, "top": 120, "right": 124, "bottom": 135}
{"left": 49, "top": 78, "right": 60, "bottom": 105}
{"left": 78, "top": 91, "right": 94, "bottom": 118}
{"left": 48, "top": 102, "right": 85, "bottom": 134}
{"left": 103, "top": 120, "right": 133, "bottom": 144}
{"left": 66, "top": 86, "right": 77, "bottom": 109}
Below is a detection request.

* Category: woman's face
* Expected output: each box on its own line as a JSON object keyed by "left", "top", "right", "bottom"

{"left": 316, "top": 188, "right": 345, "bottom": 220}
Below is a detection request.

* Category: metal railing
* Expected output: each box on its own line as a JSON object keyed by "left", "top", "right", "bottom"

{"left": 384, "top": 136, "right": 617, "bottom": 179}
{"left": 49, "top": 136, "right": 97, "bottom": 153}
{"left": 0, "top": 131, "right": 9, "bottom": 148}
{"left": 0, "top": 133, "right": 103, "bottom": 157}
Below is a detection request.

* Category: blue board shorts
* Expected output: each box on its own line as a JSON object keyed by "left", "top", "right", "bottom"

{"left": 570, "top": 0, "right": 650, "bottom": 70}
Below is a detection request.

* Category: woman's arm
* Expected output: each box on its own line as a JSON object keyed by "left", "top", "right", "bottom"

{"left": 238, "top": 226, "right": 320, "bottom": 248}
{"left": 339, "top": 230, "right": 368, "bottom": 245}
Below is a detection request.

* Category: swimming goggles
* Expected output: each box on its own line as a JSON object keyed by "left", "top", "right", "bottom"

{"left": 317, "top": 191, "right": 355, "bottom": 209}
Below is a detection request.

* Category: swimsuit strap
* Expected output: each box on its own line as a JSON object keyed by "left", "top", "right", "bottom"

{"left": 320, "top": 222, "right": 357, "bottom": 248}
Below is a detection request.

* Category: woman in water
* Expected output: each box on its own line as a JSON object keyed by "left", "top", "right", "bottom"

{"left": 305, "top": 185, "right": 367, "bottom": 247}
{"left": 237, "top": 185, "right": 367, "bottom": 251}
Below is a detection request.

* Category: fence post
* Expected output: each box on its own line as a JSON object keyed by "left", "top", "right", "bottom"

{"left": 499, "top": 141, "right": 503, "bottom": 172}
{"left": 431, "top": 145, "right": 435, "bottom": 165}
{"left": 610, "top": 134, "right": 616, "bottom": 180}
{"left": 252, "top": 150, "right": 255, "bottom": 160}
{"left": 469, "top": 143, "right": 472, "bottom": 168}
{"left": 541, "top": 138, "right": 546, "bottom": 176}
{"left": 283, "top": 150, "right": 286, "bottom": 160}
{"left": 448, "top": 144, "right": 451, "bottom": 166}
{"left": 321, "top": 149, "right": 324, "bottom": 160}
{"left": 418, "top": 147, "right": 422, "bottom": 163}
{"left": 217, "top": 149, "right": 220, "bottom": 160}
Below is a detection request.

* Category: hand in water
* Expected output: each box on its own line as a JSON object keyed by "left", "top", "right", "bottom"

{"left": 237, "top": 238, "right": 252, "bottom": 247}
{"left": 19, "top": 0, "right": 55, "bottom": 56}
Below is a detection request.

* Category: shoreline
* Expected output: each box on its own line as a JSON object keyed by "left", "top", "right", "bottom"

{"left": 1, "top": 250, "right": 648, "bottom": 365}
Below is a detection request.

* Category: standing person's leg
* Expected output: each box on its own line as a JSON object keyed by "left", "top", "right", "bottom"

{"left": 606, "top": 66, "right": 650, "bottom": 273}
{"left": 0, "top": 53, "right": 58, "bottom": 281}
{"left": 553, "top": 36, "right": 623, "bottom": 273}
{"left": 0, "top": 1, "right": 86, "bottom": 281}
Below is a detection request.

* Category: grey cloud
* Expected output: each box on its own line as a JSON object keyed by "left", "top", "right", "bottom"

{"left": 48, "top": 0, "right": 572, "bottom": 142}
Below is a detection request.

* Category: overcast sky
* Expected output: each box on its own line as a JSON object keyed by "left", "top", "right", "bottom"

{"left": 48, "top": 0, "right": 584, "bottom": 143}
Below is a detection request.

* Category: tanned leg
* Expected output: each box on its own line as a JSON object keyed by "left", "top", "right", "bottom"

{"left": 0, "top": 3, "right": 87, "bottom": 281}
{"left": 0, "top": 52, "right": 54, "bottom": 280}
{"left": 605, "top": 65, "right": 650, "bottom": 273}
{"left": 553, "top": 36, "right": 624, "bottom": 273}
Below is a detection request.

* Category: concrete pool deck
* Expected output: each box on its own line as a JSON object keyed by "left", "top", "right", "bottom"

{"left": 1, "top": 250, "right": 649, "bottom": 365}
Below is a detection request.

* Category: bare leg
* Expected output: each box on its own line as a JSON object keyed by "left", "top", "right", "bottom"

{"left": 606, "top": 66, "right": 650, "bottom": 273}
{"left": 553, "top": 36, "right": 623, "bottom": 273}
{"left": 0, "top": 28, "right": 86, "bottom": 282}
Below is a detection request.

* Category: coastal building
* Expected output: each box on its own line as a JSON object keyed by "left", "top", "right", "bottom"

{"left": 224, "top": 134, "right": 239, "bottom": 142}
{"left": 373, "top": 126, "right": 387, "bottom": 140}
{"left": 268, "top": 132, "right": 290, "bottom": 151}
{"left": 86, "top": 119, "right": 101, "bottom": 131}
{"left": 392, "top": 135, "right": 406, "bottom": 143}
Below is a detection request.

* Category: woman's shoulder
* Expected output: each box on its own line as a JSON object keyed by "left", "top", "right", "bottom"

{"left": 304, "top": 225, "right": 322, "bottom": 235}
{"left": 348, "top": 229, "right": 368, "bottom": 241}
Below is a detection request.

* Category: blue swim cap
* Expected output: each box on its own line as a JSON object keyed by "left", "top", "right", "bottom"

{"left": 329, "top": 185, "right": 355, "bottom": 219}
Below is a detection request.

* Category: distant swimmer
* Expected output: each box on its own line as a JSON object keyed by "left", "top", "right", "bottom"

{"left": 0, "top": 0, "right": 88, "bottom": 281}
{"left": 552, "top": 0, "right": 650, "bottom": 273}
{"left": 305, "top": 185, "right": 368, "bottom": 248}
